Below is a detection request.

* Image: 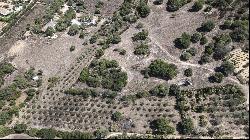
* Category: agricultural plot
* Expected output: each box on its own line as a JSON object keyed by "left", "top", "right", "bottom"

{"left": 0, "top": 0, "right": 248, "bottom": 139}
{"left": 228, "top": 49, "right": 249, "bottom": 84}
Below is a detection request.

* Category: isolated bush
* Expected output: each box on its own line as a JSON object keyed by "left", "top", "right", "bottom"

{"left": 214, "top": 34, "right": 232, "bottom": 47}
{"left": 79, "top": 68, "right": 89, "bottom": 82}
{"left": 134, "top": 44, "right": 150, "bottom": 56}
{"left": 191, "top": 32, "right": 202, "bottom": 43}
{"left": 112, "top": 111, "right": 122, "bottom": 121}
{"left": 180, "top": 52, "right": 192, "bottom": 61}
{"left": 230, "top": 28, "right": 248, "bottom": 42}
{"left": 192, "top": 0, "right": 205, "bottom": 11}
{"left": 222, "top": 20, "right": 232, "bottom": 29}
{"left": 175, "top": 32, "right": 191, "bottom": 49}
{"left": 153, "top": 0, "right": 163, "bottom": 5}
{"left": 68, "top": 24, "right": 79, "bottom": 36}
{"left": 209, "top": 72, "right": 224, "bottom": 83}
{"left": 167, "top": 0, "right": 190, "bottom": 12}
{"left": 95, "top": 49, "right": 104, "bottom": 58}
{"left": 151, "top": 118, "right": 175, "bottom": 135}
{"left": 89, "top": 35, "right": 98, "bottom": 44}
{"left": 184, "top": 68, "right": 193, "bottom": 77}
{"left": 70, "top": 46, "right": 75, "bottom": 52}
{"left": 132, "top": 29, "right": 148, "bottom": 41}
{"left": 136, "top": 90, "right": 150, "bottom": 98}
{"left": 137, "top": 1, "right": 151, "bottom": 18}
{"left": 200, "top": 20, "right": 215, "bottom": 32}
{"left": 200, "top": 54, "right": 212, "bottom": 64}
{"left": 186, "top": 47, "right": 197, "bottom": 56}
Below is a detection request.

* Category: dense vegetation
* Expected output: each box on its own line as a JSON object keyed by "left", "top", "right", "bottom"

{"left": 144, "top": 59, "right": 178, "bottom": 80}
{"left": 79, "top": 59, "right": 127, "bottom": 91}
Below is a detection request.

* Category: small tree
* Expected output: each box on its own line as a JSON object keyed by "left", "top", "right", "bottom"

{"left": 137, "top": 1, "right": 151, "bottom": 18}
{"left": 68, "top": 24, "right": 79, "bottom": 36}
{"left": 70, "top": 46, "right": 75, "bottom": 52}
{"left": 44, "top": 27, "right": 55, "bottom": 37}
{"left": 151, "top": 118, "right": 175, "bottom": 135}
{"left": 191, "top": 32, "right": 202, "bottom": 43}
{"left": 184, "top": 68, "right": 193, "bottom": 77}
{"left": 153, "top": 0, "right": 163, "bottom": 5}
{"left": 192, "top": 0, "right": 205, "bottom": 11}
{"left": 175, "top": 32, "right": 191, "bottom": 49}
{"left": 180, "top": 52, "right": 192, "bottom": 61}
{"left": 200, "top": 36, "right": 208, "bottom": 45}
{"left": 112, "top": 111, "right": 122, "bottom": 121}
{"left": 209, "top": 72, "right": 224, "bottom": 83}
{"left": 179, "top": 117, "right": 194, "bottom": 135}
{"left": 201, "top": 20, "right": 215, "bottom": 32}
{"left": 150, "top": 84, "right": 169, "bottom": 97}
{"left": 169, "top": 84, "right": 181, "bottom": 96}
{"left": 219, "top": 61, "right": 234, "bottom": 76}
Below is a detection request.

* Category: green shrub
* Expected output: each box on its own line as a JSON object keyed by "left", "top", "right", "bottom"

{"left": 192, "top": 0, "right": 205, "bottom": 11}
{"left": 44, "top": 27, "right": 55, "bottom": 37}
{"left": 70, "top": 46, "right": 75, "bottom": 52}
{"left": 200, "top": 36, "right": 208, "bottom": 45}
{"left": 68, "top": 24, "right": 79, "bottom": 36}
{"left": 95, "top": 49, "right": 104, "bottom": 58}
{"left": 167, "top": 0, "right": 190, "bottom": 12}
{"left": 186, "top": 47, "right": 197, "bottom": 56}
{"left": 0, "top": 125, "right": 14, "bottom": 137}
{"left": 137, "top": 1, "right": 151, "bottom": 18}
{"left": 175, "top": 32, "right": 191, "bottom": 49}
{"left": 132, "top": 29, "right": 148, "bottom": 41}
{"left": 180, "top": 52, "right": 192, "bottom": 61}
{"left": 151, "top": 118, "right": 175, "bottom": 135}
{"left": 136, "top": 90, "right": 150, "bottom": 98}
{"left": 191, "top": 32, "right": 202, "bottom": 43}
{"left": 94, "top": 129, "right": 108, "bottom": 139}
{"left": 209, "top": 72, "right": 224, "bottom": 83}
{"left": 200, "top": 20, "right": 215, "bottom": 32}
{"left": 184, "top": 68, "right": 193, "bottom": 77}
{"left": 134, "top": 44, "right": 150, "bottom": 56}
{"left": 79, "top": 68, "right": 89, "bottom": 82}
{"left": 13, "top": 124, "right": 27, "bottom": 134}
{"left": 169, "top": 84, "right": 181, "bottom": 96}
{"left": 80, "top": 59, "right": 127, "bottom": 91}
{"left": 112, "top": 111, "right": 122, "bottom": 121}
{"left": 153, "top": 0, "right": 164, "bottom": 5}
{"left": 36, "top": 128, "right": 57, "bottom": 139}
{"left": 179, "top": 117, "right": 194, "bottom": 135}
{"left": 219, "top": 61, "right": 234, "bottom": 76}
{"left": 150, "top": 84, "right": 170, "bottom": 97}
